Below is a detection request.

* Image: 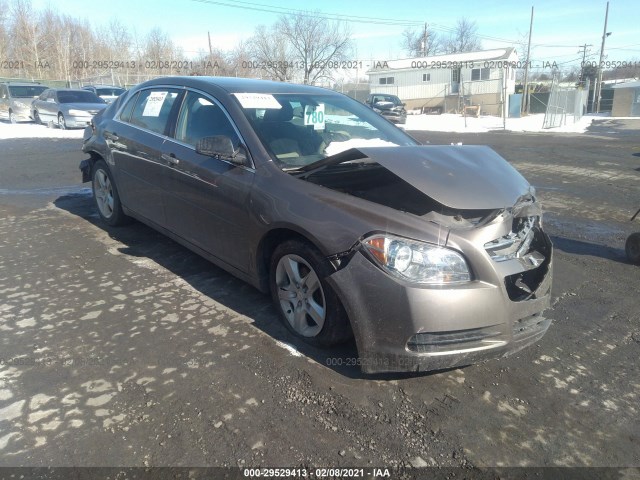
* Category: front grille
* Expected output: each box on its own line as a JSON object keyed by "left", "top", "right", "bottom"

{"left": 484, "top": 215, "right": 537, "bottom": 262}
{"left": 407, "top": 325, "right": 505, "bottom": 354}
{"left": 504, "top": 228, "right": 552, "bottom": 301}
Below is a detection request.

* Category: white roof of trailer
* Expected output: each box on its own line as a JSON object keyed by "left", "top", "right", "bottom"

{"left": 368, "top": 48, "right": 517, "bottom": 73}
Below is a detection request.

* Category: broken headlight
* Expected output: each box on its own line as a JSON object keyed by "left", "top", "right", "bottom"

{"left": 362, "top": 234, "right": 471, "bottom": 285}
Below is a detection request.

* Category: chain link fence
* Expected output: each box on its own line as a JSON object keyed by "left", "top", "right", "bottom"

{"left": 542, "top": 77, "right": 590, "bottom": 129}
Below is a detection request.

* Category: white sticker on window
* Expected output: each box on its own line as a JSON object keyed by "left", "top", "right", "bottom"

{"left": 304, "top": 104, "right": 325, "bottom": 130}
{"left": 142, "top": 91, "right": 168, "bottom": 117}
{"left": 233, "top": 93, "right": 282, "bottom": 109}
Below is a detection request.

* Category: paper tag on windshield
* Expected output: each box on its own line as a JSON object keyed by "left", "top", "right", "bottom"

{"left": 304, "top": 104, "right": 325, "bottom": 130}
{"left": 233, "top": 93, "right": 282, "bottom": 109}
{"left": 142, "top": 91, "right": 168, "bottom": 117}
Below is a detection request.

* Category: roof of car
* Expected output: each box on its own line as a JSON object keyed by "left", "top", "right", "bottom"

{"left": 47, "top": 88, "right": 93, "bottom": 92}
{"left": 2, "top": 82, "right": 45, "bottom": 87}
{"left": 84, "top": 85, "right": 125, "bottom": 89}
{"left": 142, "top": 76, "right": 336, "bottom": 96}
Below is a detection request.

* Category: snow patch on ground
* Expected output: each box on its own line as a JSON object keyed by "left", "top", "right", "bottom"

{"left": 401, "top": 113, "right": 600, "bottom": 134}
{"left": 0, "top": 122, "right": 84, "bottom": 139}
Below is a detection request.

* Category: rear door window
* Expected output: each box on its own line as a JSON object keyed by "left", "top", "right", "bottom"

{"left": 128, "top": 88, "right": 181, "bottom": 136}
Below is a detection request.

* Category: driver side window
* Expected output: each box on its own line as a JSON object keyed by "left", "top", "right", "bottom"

{"left": 174, "top": 91, "right": 239, "bottom": 148}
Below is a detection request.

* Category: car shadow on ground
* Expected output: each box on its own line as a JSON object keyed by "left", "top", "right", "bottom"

{"left": 53, "top": 192, "right": 441, "bottom": 381}
{"left": 550, "top": 235, "right": 630, "bottom": 264}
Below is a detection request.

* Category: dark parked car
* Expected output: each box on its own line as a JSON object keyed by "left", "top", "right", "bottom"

{"left": 0, "top": 82, "right": 48, "bottom": 123}
{"left": 365, "top": 93, "right": 407, "bottom": 124}
{"left": 80, "top": 76, "right": 553, "bottom": 373}
{"left": 32, "top": 88, "right": 107, "bottom": 129}
{"left": 82, "top": 85, "right": 126, "bottom": 104}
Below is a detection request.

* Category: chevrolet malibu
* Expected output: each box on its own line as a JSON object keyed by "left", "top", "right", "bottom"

{"left": 80, "top": 76, "right": 553, "bottom": 373}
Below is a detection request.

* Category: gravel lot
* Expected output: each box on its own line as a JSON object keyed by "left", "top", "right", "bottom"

{"left": 0, "top": 119, "right": 639, "bottom": 476}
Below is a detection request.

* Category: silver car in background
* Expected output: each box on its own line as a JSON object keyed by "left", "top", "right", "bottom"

{"left": 0, "top": 82, "right": 48, "bottom": 123}
{"left": 82, "top": 85, "right": 127, "bottom": 104}
{"left": 31, "top": 88, "right": 107, "bottom": 129}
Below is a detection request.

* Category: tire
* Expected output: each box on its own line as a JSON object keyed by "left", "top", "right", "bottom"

{"left": 58, "top": 113, "right": 66, "bottom": 130}
{"left": 270, "top": 240, "right": 352, "bottom": 347}
{"left": 626, "top": 232, "right": 640, "bottom": 265}
{"left": 91, "top": 159, "right": 129, "bottom": 226}
{"left": 33, "top": 110, "right": 41, "bottom": 125}
{"left": 9, "top": 111, "right": 17, "bottom": 124}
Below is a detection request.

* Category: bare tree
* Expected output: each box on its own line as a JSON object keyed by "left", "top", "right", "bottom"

{"left": 9, "top": 0, "right": 45, "bottom": 78}
{"left": 443, "top": 17, "right": 482, "bottom": 53}
{"left": 276, "top": 11, "right": 352, "bottom": 85}
{"left": 0, "top": 0, "right": 9, "bottom": 68}
{"left": 228, "top": 40, "right": 255, "bottom": 78}
{"left": 401, "top": 26, "right": 440, "bottom": 57}
{"left": 248, "top": 24, "right": 293, "bottom": 81}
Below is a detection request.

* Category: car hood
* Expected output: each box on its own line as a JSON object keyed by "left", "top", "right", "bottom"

{"left": 300, "top": 145, "right": 532, "bottom": 210}
{"left": 63, "top": 103, "right": 107, "bottom": 111}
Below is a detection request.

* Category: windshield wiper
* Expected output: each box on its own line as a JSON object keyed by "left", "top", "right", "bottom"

{"left": 286, "top": 148, "right": 370, "bottom": 178}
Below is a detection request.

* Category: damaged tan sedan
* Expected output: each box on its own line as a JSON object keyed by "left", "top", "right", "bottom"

{"left": 80, "top": 77, "right": 552, "bottom": 373}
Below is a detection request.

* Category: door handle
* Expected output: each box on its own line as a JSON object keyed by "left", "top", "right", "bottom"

{"left": 161, "top": 153, "right": 180, "bottom": 166}
{"left": 104, "top": 131, "right": 119, "bottom": 141}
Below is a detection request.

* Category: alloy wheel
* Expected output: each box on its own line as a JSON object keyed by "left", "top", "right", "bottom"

{"left": 275, "top": 254, "right": 326, "bottom": 337}
{"left": 93, "top": 169, "right": 114, "bottom": 219}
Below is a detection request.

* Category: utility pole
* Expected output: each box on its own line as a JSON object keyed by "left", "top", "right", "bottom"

{"left": 577, "top": 43, "right": 592, "bottom": 85}
{"left": 521, "top": 6, "right": 534, "bottom": 115}
{"left": 595, "top": 1, "right": 610, "bottom": 113}
{"left": 207, "top": 31, "right": 213, "bottom": 75}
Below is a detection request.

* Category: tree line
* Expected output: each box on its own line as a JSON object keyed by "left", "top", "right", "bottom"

{"left": 1, "top": 0, "right": 634, "bottom": 87}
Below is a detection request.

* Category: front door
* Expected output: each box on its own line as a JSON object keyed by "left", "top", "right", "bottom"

{"left": 162, "top": 90, "right": 254, "bottom": 273}
{"left": 451, "top": 68, "right": 461, "bottom": 94}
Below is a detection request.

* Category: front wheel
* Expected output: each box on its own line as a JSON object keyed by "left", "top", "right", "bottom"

{"left": 33, "top": 110, "right": 41, "bottom": 124}
{"left": 626, "top": 232, "right": 640, "bottom": 265}
{"left": 58, "top": 113, "right": 66, "bottom": 130}
{"left": 270, "top": 240, "right": 352, "bottom": 347}
{"left": 91, "top": 159, "right": 129, "bottom": 226}
{"left": 9, "top": 111, "right": 17, "bottom": 124}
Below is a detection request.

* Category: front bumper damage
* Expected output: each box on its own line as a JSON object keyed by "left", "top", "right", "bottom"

{"left": 327, "top": 210, "right": 553, "bottom": 374}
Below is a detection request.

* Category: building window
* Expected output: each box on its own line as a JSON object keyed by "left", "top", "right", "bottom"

{"left": 379, "top": 77, "right": 394, "bottom": 85}
{"left": 471, "top": 68, "right": 491, "bottom": 81}
{"left": 422, "top": 73, "right": 431, "bottom": 82}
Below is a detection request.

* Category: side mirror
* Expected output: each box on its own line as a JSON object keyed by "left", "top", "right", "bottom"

{"left": 196, "top": 135, "right": 248, "bottom": 167}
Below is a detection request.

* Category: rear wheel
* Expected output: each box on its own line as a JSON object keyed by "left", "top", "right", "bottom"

{"left": 270, "top": 240, "right": 352, "bottom": 347}
{"left": 626, "top": 232, "right": 640, "bottom": 265}
{"left": 91, "top": 159, "right": 129, "bottom": 226}
{"left": 33, "top": 110, "right": 41, "bottom": 124}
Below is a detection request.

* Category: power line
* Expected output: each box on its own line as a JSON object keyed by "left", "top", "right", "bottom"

{"left": 190, "top": 0, "right": 423, "bottom": 26}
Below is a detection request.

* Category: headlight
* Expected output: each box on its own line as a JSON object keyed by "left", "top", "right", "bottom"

{"left": 68, "top": 109, "right": 88, "bottom": 116}
{"left": 362, "top": 234, "right": 471, "bottom": 285}
{"left": 15, "top": 101, "right": 28, "bottom": 108}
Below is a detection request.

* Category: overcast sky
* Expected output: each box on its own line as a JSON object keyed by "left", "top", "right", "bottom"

{"left": 30, "top": 0, "right": 640, "bottom": 74}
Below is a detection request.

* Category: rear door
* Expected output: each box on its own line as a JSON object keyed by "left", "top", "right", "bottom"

{"left": 161, "top": 90, "right": 255, "bottom": 272}
{"left": 109, "top": 87, "right": 183, "bottom": 227}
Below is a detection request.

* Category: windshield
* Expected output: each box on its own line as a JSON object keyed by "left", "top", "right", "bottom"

{"left": 238, "top": 93, "right": 417, "bottom": 169}
{"left": 8, "top": 85, "right": 48, "bottom": 98}
{"left": 96, "top": 87, "right": 125, "bottom": 96}
{"left": 57, "top": 91, "right": 104, "bottom": 104}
